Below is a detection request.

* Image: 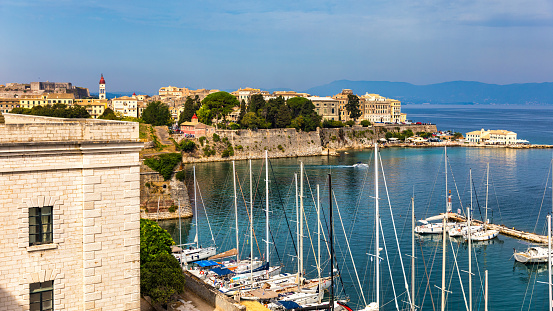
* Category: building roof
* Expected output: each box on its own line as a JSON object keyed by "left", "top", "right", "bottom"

{"left": 47, "top": 93, "right": 75, "bottom": 99}
{"left": 112, "top": 96, "right": 137, "bottom": 101}
{"left": 99, "top": 74, "right": 105, "bottom": 85}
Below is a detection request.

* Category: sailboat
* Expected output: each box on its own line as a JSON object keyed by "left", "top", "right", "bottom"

{"left": 514, "top": 160, "right": 553, "bottom": 264}
{"left": 465, "top": 163, "right": 499, "bottom": 241}
{"left": 416, "top": 146, "right": 456, "bottom": 235}
{"left": 173, "top": 166, "right": 216, "bottom": 265}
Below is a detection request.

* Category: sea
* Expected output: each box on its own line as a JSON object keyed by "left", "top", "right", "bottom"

{"left": 159, "top": 105, "right": 553, "bottom": 310}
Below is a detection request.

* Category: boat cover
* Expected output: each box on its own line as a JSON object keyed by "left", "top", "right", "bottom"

{"left": 195, "top": 260, "right": 220, "bottom": 267}
{"left": 278, "top": 301, "right": 301, "bottom": 309}
{"left": 211, "top": 267, "right": 234, "bottom": 276}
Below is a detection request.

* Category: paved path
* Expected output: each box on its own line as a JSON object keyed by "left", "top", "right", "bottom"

{"left": 154, "top": 126, "right": 173, "bottom": 145}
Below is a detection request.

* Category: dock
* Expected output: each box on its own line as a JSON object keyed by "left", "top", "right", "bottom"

{"left": 446, "top": 213, "right": 548, "bottom": 244}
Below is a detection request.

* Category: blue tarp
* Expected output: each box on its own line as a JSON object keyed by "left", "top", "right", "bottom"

{"left": 211, "top": 267, "right": 234, "bottom": 276}
{"left": 278, "top": 301, "right": 301, "bottom": 310}
{"left": 195, "top": 260, "right": 219, "bottom": 267}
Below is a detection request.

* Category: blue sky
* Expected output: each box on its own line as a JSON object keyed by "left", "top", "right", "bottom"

{"left": 1, "top": 0, "right": 552, "bottom": 94}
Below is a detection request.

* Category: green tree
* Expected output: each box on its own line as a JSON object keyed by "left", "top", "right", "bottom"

{"left": 99, "top": 108, "right": 120, "bottom": 120}
{"left": 143, "top": 153, "right": 182, "bottom": 180}
{"left": 12, "top": 104, "right": 91, "bottom": 118}
{"left": 140, "top": 219, "right": 174, "bottom": 264}
{"left": 201, "top": 92, "right": 239, "bottom": 125}
{"left": 241, "top": 112, "right": 263, "bottom": 129}
{"left": 274, "top": 103, "right": 292, "bottom": 128}
{"left": 264, "top": 96, "right": 286, "bottom": 128}
{"left": 142, "top": 101, "right": 172, "bottom": 126}
{"left": 322, "top": 119, "right": 345, "bottom": 128}
{"left": 360, "top": 120, "right": 371, "bottom": 127}
{"left": 141, "top": 253, "right": 185, "bottom": 306}
{"left": 178, "top": 97, "right": 196, "bottom": 125}
{"left": 238, "top": 100, "right": 247, "bottom": 124}
{"left": 248, "top": 94, "right": 266, "bottom": 114}
{"left": 346, "top": 94, "right": 362, "bottom": 121}
{"left": 453, "top": 132, "right": 463, "bottom": 140}
{"left": 196, "top": 105, "right": 212, "bottom": 125}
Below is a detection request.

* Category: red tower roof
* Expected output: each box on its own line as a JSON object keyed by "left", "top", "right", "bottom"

{"left": 133, "top": 92, "right": 136, "bottom": 96}
{"left": 99, "top": 74, "right": 105, "bottom": 85}
{"left": 192, "top": 113, "right": 198, "bottom": 120}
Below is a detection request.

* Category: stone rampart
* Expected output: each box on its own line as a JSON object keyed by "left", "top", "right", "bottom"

{"left": 182, "top": 271, "right": 245, "bottom": 311}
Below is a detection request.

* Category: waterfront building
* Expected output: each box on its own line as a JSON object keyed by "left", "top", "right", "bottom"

{"left": 112, "top": 96, "right": 138, "bottom": 118}
{"left": 74, "top": 99, "right": 108, "bottom": 118}
{"left": 180, "top": 113, "right": 215, "bottom": 137}
{"left": 99, "top": 74, "right": 106, "bottom": 100}
{"left": 359, "top": 93, "right": 392, "bottom": 123}
{"left": 309, "top": 96, "right": 340, "bottom": 121}
{"left": 466, "top": 128, "right": 518, "bottom": 145}
{"left": 0, "top": 97, "right": 20, "bottom": 113}
{"left": 0, "top": 112, "right": 142, "bottom": 310}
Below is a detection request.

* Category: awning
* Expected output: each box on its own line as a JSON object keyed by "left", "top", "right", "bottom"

{"left": 195, "top": 260, "right": 220, "bottom": 267}
{"left": 278, "top": 301, "right": 302, "bottom": 310}
{"left": 211, "top": 267, "right": 234, "bottom": 276}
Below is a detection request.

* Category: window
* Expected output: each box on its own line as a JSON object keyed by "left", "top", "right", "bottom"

{"left": 29, "top": 206, "right": 53, "bottom": 246}
{"left": 30, "top": 281, "right": 53, "bottom": 311}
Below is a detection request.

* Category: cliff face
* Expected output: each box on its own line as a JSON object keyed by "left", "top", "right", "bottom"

{"left": 174, "top": 124, "right": 437, "bottom": 163}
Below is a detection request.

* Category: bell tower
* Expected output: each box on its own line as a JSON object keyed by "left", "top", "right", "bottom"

{"left": 99, "top": 74, "right": 106, "bottom": 100}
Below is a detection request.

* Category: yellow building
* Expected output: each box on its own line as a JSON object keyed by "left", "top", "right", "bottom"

{"left": 74, "top": 99, "right": 108, "bottom": 118}
{"left": 19, "top": 94, "right": 47, "bottom": 108}
{"left": 19, "top": 93, "right": 75, "bottom": 109}
{"left": 309, "top": 96, "right": 340, "bottom": 121}
{"left": 465, "top": 128, "right": 518, "bottom": 145}
{"left": 332, "top": 89, "right": 352, "bottom": 121}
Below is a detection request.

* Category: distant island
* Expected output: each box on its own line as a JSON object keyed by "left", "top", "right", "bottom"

{"left": 303, "top": 80, "right": 553, "bottom": 106}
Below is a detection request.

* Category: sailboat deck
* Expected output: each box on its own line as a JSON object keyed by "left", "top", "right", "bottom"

{"left": 446, "top": 213, "right": 548, "bottom": 244}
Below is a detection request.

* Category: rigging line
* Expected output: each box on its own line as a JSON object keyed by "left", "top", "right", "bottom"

{"left": 235, "top": 168, "right": 263, "bottom": 259}
{"left": 196, "top": 181, "right": 216, "bottom": 245}
{"left": 378, "top": 153, "right": 413, "bottom": 308}
{"left": 424, "top": 154, "right": 443, "bottom": 220}
{"left": 269, "top": 159, "right": 298, "bottom": 257}
{"left": 379, "top": 218, "right": 400, "bottom": 311}
{"left": 471, "top": 172, "right": 484, "bottom": 223}
{"left": 332, "top": 189, "right": 367, "bottom": 306}
{"left": 490, "top": 173, "right": 504, "bottom": 225}
{"left": 417, "top": 235, "right": 436, "bottom": 311}
{"left": 448, "top": 238, "right": 469, "bottom": 311}
{"left": 305, "top": 172, "right": 332, "bottom": 258}
{"left": 421, "top": 233, "right": 441, "bottom": 311}
{"left": 532, "top": 163, "right": 551, "bottom": 233}
{"left": 446, "top": 156, "right": 466, "bottom": 218}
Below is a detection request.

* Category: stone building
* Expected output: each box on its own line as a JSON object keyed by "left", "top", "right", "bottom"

{"left": 0, "top": 113, "right": 142, "bottom": 310}
{"left": 309, "top": 96, "right": 340, "bottom": 121}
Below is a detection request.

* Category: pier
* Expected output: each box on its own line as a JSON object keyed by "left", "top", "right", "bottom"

{"left": 446, "top": 213, "right": 548, "bottom": 244}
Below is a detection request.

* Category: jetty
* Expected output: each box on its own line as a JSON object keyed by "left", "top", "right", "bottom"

{"left": 446, "top": 213, "right": 548, "bottom": 244}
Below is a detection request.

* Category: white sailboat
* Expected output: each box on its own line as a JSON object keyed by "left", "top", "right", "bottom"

{"left": 465, "top": 163, "right": 499, "bottom": 241}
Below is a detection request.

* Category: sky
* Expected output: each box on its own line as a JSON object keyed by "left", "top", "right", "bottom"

{"left": 1, "top": 0, "right": 552, "bottom": 94}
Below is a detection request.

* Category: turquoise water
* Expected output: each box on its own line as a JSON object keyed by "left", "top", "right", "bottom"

{"left": 160, "top": 147, "right": 553, "bottom": 310}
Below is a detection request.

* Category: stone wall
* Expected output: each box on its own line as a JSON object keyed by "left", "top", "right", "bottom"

{"left": 182, "top": 271, "right": 245, "bottom": 311}
{"left": 0, "top": 114, "right": 142, "bottom": 310}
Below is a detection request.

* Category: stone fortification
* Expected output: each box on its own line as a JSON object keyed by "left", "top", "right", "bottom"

{"left": 174, "top": 124, "right": 437, "bottom": 163}
{"left": 0, "top": 114, "right": 142, "bottom": 310}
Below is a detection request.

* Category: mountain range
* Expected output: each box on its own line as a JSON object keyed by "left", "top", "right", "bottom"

{"left": 303, "top": 80, "right": 553, "bottom": 105}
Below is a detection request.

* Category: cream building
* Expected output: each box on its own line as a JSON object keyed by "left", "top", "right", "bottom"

{"left": 112, "top": 96, "right": 138, "bottom": 118}
{"left": 0, "top": 98, "right": 19, "bottom": 113}
{"left": 309, "top": 96, "right": 340, "bottom": 121}
{"left": 466, "top": 128, "right": 518, "bottom": 144}
{"left": 359, "top": 93, "right": 392, "bottom": 123}
{"left": 19, "top": 93, "right": 75, "bottom": 109}
{"left": 0, "top": 113, "right": 142, "bottom": 310}
{"left": 74, "top": 99, "right": 108, "bottom": 118}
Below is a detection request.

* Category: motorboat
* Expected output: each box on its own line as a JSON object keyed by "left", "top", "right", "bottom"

{"left": 513, "top": 246, "right": 553, "bottom": 264}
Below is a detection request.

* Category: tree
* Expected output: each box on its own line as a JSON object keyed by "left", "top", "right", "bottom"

{"left": 360, "top": 120, "right": 371, "bottom": 127}
{"left": 196, "top": 105, "right": 212, "bottom": 125}
{"left": 453, "top": 132, "right": 463, "bottom": 140}
{"left": 140, "top": 219, "right": 174, "bottom": 264}
{"left": 142, "top": 101, "right": 172, "bottom": 126}
{"left": 346, "top": 94, "right": 362, "bottom": 121}
{"left": 274, "top": 103, "right": 292, "bottom": 128}
{"left": 178, "top": 97, "right": 196, "bottom": 125}
{"left": 11, "top": 104, "right": 91, "bottom": 118}
{"left": 248, "top": 94, "right": 266, "bottom": 114}
{"left": 241, "top": 112, "right": 263, "bottom": 129}
{"left": 238, "top": 100, "right": 247, "bottom": 124}
{"left": 264, "top": 96, "right": 286, "bottom": 128}
{"left": 201, "top": 92, "right": 239, "bottom": 125}
{"left": 99, "top": 108, "right": 120, "bottom": 120}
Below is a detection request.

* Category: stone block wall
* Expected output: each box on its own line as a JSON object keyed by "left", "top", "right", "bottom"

{"left": 0, "top": 114, "right": 142, "bottom": 310}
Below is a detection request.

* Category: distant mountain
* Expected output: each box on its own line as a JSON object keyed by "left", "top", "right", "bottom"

{"left": 304, "top": 80, "right": 553, "bottom": 105}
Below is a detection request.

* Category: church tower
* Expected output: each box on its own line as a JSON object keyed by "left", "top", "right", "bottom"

{"left": 99, "top": 74, "right": 106, "bottom": 100}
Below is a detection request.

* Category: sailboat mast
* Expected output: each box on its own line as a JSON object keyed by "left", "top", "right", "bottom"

{"left": 300, "top": 162, "right": 304, "bottom": 281}
{"left": 485, "top": 270, "right": 488, "bottom": 311}
{"left": 265, "top": 150, "right": 270, "bottom": 265}
{"left": 317, "top": 184, "right": 322, "bottom": 304}
{"left": 469, "top": 170, "right": 473, "bottom": 311}
{"left": 233, "top": 161, "right": 239, "bottom": 262}
{"left": 194, "top": 166, "right": 198, "bottom": 249}
{"left": 547, "top": 214, "right": 553, "bottom": 311}
{"left": 411, "top": 196, "right": 415, "bottom": 311}
{"left": 375, "top": 143, "right": 380, "bottom": 308}
{"left": 249, "top": 159, "right": 253, "bottom": 285}
{"left": 329, "top": 173, "right": 334, "bottom": 311}
{"left": 295, "top": 173, "right": 299, "bottom": 281}
{"left": 441, "top": 146, "right": 447, "bottom": 311}
{"left": 486, "top": 163, "right": 489, "bottom": 225}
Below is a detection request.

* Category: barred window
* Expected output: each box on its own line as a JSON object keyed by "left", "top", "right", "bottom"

{"left": 29, "top": 206, "right": 53, "bottom": 246}
{"left": 30, "top": 281, "right": 53, "bottom": 311}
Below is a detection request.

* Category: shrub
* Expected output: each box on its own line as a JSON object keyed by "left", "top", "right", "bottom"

{"left": 168, "top": 205, "right": 177, "bottom": 213}
{"left": 144, "top": 153, "right": 182, "bottom": 180}
{"left": 175, "top": 170, "right": 185, "bottom": 182}
{"left": 179, "top": 140, "right": 196, "bottom": 152}
{"left": 235, "top": 145, "right": 243, "bottom": 150}
{"left": 221, "top": 146, "right": 234, "bottom": 158}
{"left": 330, "top": 135, "right": 337, "bottom": 141}
{"left": 198, "top": 136, "right": 206, "bottom": 146}
{"left": 212, "top": 133, "right": 220, "bottom": 142}
{"left": 278, "top": 145, "right": 285, "bottom": 152}
{"left": 229, "top": 123, "right": 240, "bottom": 130}
{"left": 345, "top": 120, "right": 355, "bottom": 127}
{"left": 141, "top": 252, "right": 185, "bottom": 306}
{"left": 360, "top": 120, "right": 371, "bottom": 127}
{"left": 203, "top": 145, "right": 216, "bottom": 157}
{"left": 322, "top": 119, "right": 345, "bottom": 128}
